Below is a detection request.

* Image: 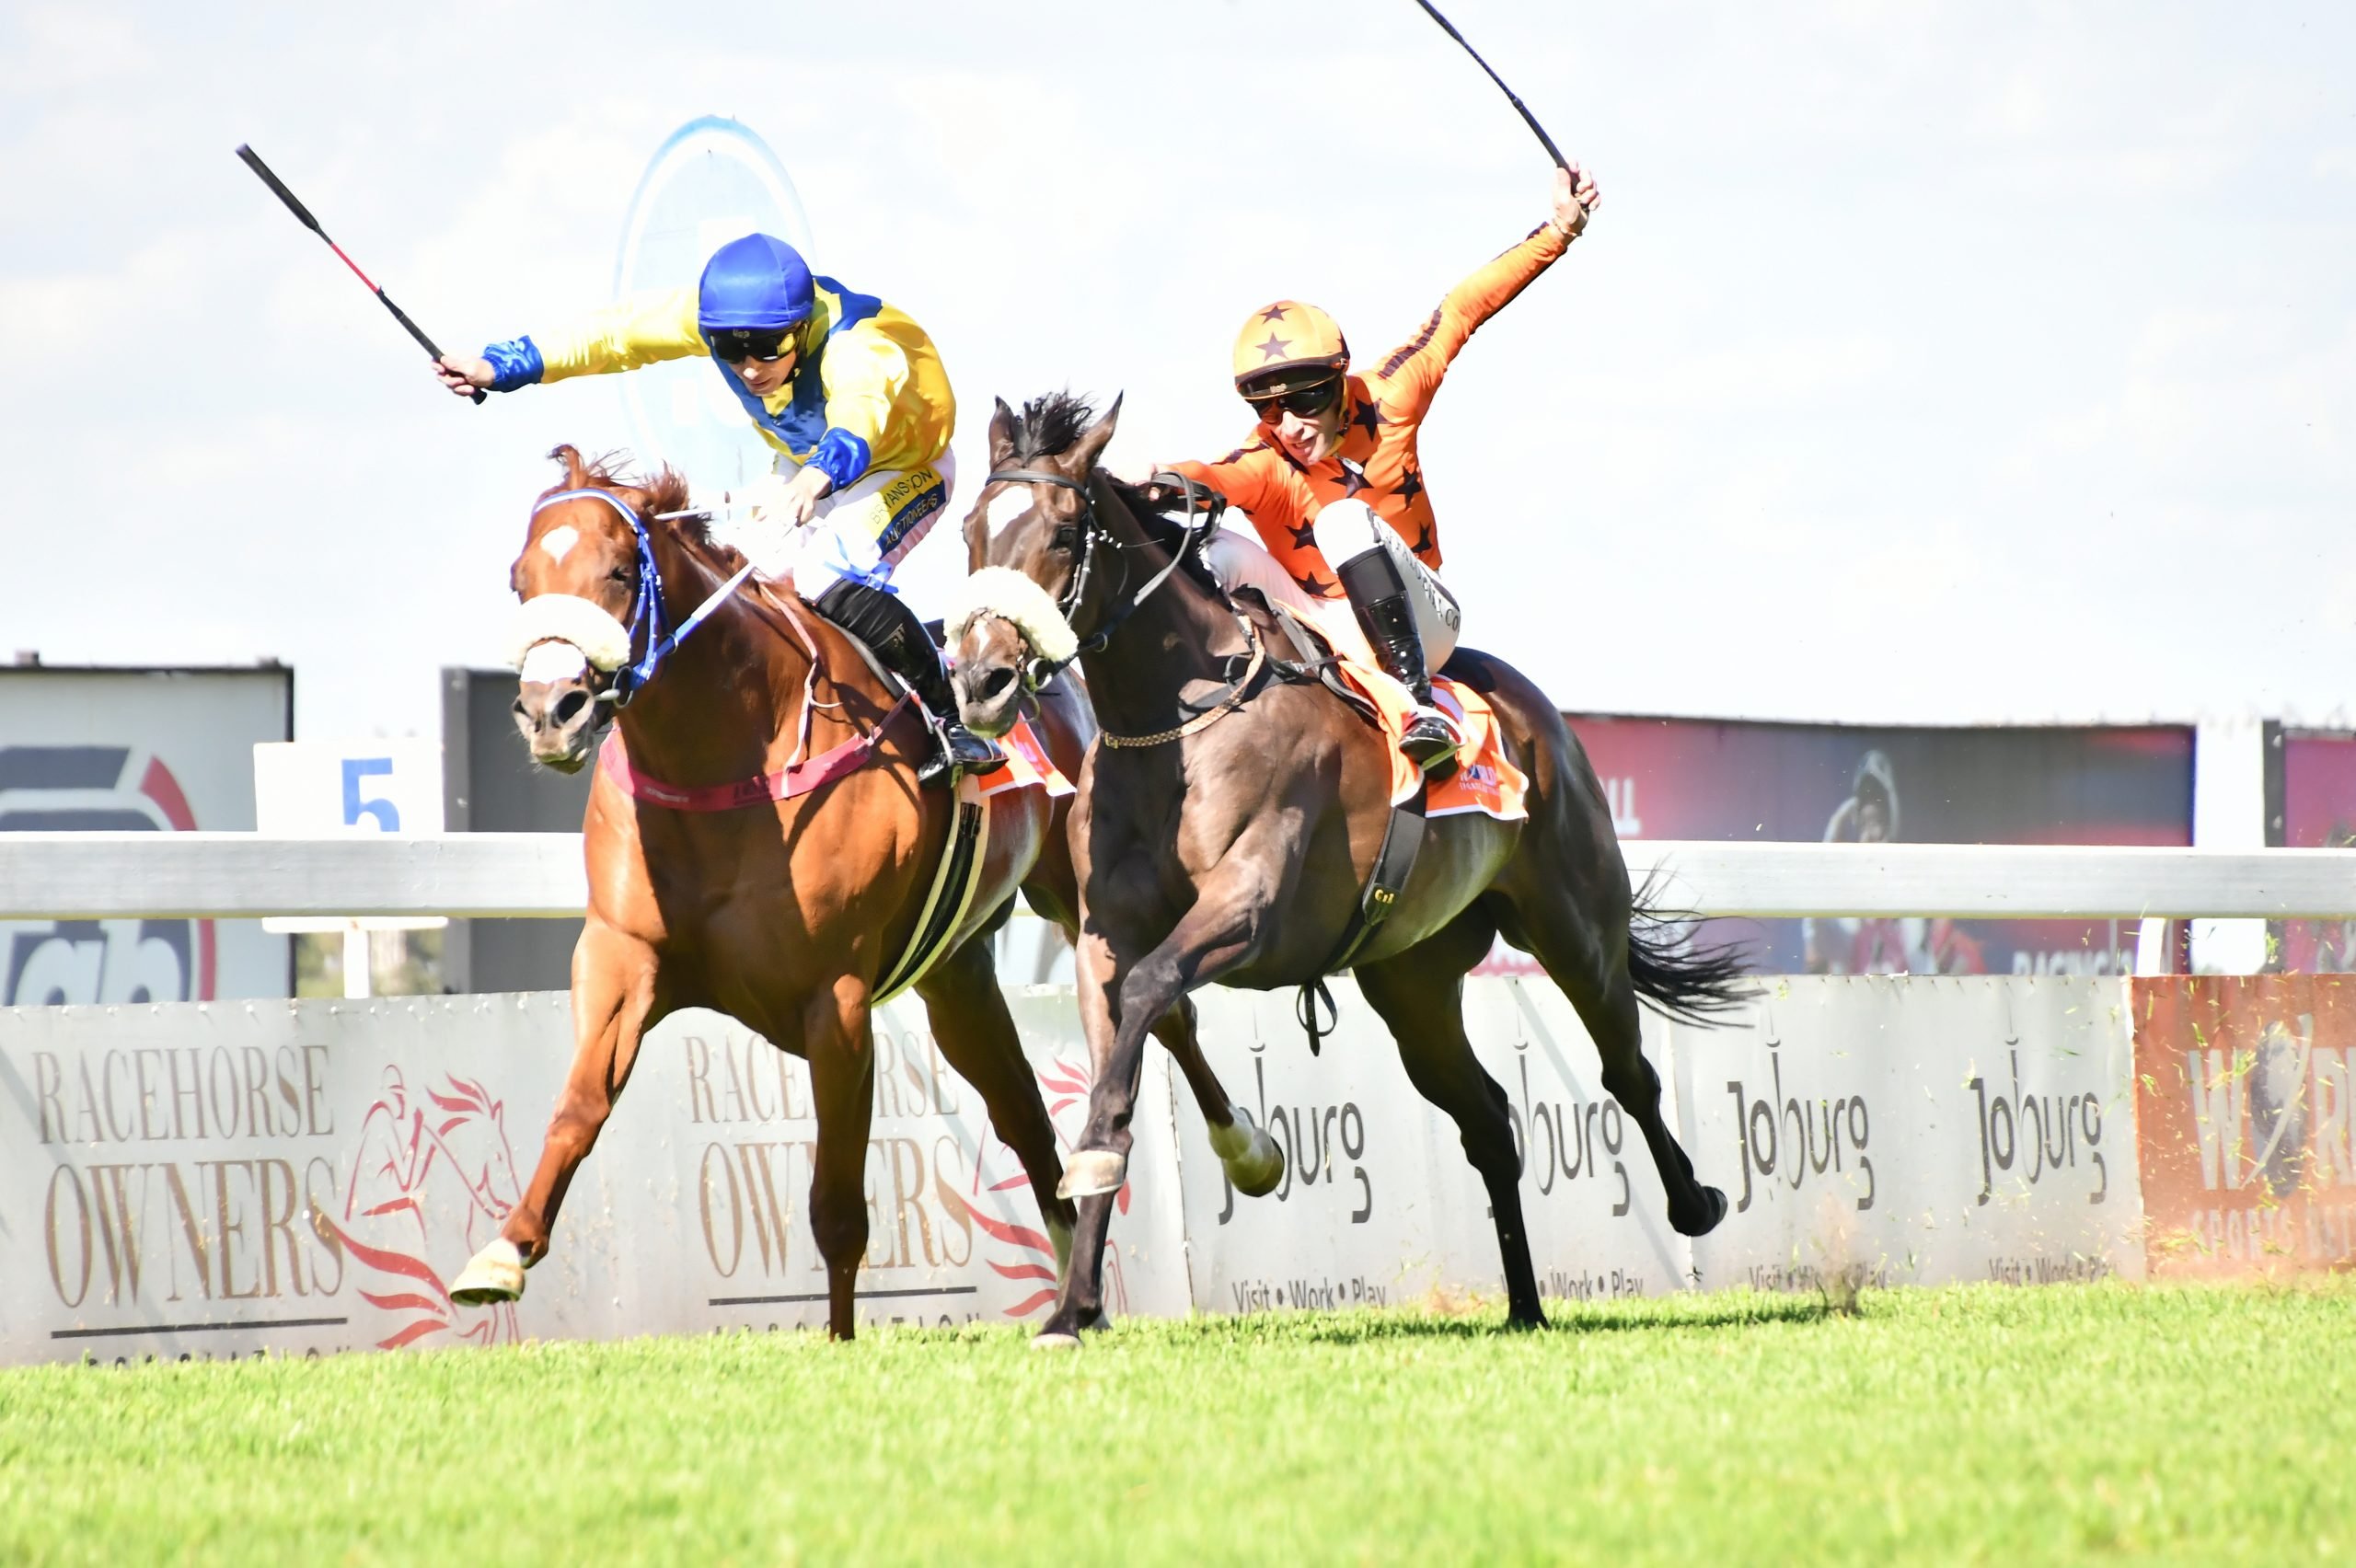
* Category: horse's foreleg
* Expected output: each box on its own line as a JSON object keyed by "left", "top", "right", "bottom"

{"left": 915, "top": 940, "right": 1078, "bottom": 1275}
{"left": 1036, "top": 864, "right": 1282, "bottom": 1348}
{"left": 1150, "top": 998, "right": 1284, "bottom": 1198}
{"left": 451, "top": 919, "right": 660, "bottom": 1306}
{"left": 805, "top": 974, "right": 877, "bottom": 1341}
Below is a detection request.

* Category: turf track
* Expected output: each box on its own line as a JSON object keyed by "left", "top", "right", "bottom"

{"left": 2, "top": 1280, "right": 2350, "bottom": 1564}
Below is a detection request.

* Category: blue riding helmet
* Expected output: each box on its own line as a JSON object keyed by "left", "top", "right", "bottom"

{"left": 697, "top": 234, "right": 815, "bottom": 331}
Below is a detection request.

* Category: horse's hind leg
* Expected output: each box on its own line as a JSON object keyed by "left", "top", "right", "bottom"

{"left": 1492, "top": 890, "right": 1727, "bottom": 1237}
{"left": 452, "top": 918, "right": 662, "bottom": 1305}
{"left": 916, "top": 940, "right": 1079, "bottom": 1274}
{"left": 1354, "top": 910, "right": 1547, "bottom": 1328}
{"left": 806, "top": 975, "right": 879, "bottom": 1340}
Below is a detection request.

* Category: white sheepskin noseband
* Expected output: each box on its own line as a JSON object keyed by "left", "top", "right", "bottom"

{"left": 507, "top": 593, "right": 633, "bottom": 674}
{"left": 942, "top": 567, "right": 1080, "bottom": 665}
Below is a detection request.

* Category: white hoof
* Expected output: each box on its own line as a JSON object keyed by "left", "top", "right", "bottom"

{"left": 1209, "top": 1105, "right": 1286, "bottom": 1198}
{"left": 1057, "top": 1148, "right": 1127, "bottom": 1199}
{"left": 448, "top": 1239, "right": 526, "bottom": 1306}
{"left": 1031, "top": 1331, "right": 1083, "bottom": 1353}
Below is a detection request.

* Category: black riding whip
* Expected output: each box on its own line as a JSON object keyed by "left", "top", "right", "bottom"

{"left": 1409, "top": 0, "right": 1571, "bottom": 170}
{"left": 234, "top": 144, "right": 485, "bottom": 404}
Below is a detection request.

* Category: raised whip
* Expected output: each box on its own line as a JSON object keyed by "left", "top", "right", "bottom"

{"left": 1409, "top": 0, "right": 1571, "bottom": 170}
{"left": 234, "top": 144, "right": 484, "bottom": 404}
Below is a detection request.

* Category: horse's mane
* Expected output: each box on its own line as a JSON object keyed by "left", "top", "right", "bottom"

{"left": 1000, "top": 393, "right": 1222, "bottom": 594}
{"left": 1002, "top": 390, "right": 1099, "bottom": 467}
{"left": 541, "top": 444, "right": 748, "bottom": 574}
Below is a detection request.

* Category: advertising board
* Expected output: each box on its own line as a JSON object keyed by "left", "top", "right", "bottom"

{"left": 2131, "top": 975, "right": 2356, "bottom": 1275}
{"left": 1560, "top": 716, "right": 2193, "bottom": 979}
{"left": 0, "top": 666, "right": 292, "bottom": 1004}
{"left": 1, "top": 975, "right": 2160, "bottom": 1366}
{"left": 1667, "top": 976, "right": 2142, "bottom": 1293}
{"left": 0, "top": 989, "right": 1186, "bottom": 1365}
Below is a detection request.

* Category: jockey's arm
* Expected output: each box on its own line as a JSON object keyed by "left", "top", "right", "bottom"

{"left": 1388, "top": 166, "right": 1598, "bottom": 409}
{"left": 1164, "top": 444, "right": 1289, "bottom": 520}
{"left": 442, "top": 287, "right": 709, "bottom": 394}
{"left": 812, "top": 311, "right": 957, "bottom": 482}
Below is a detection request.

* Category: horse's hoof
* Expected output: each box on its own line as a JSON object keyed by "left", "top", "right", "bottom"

{"left": 448, "top": 1239, "right": 525, "bottom": 1306}
{"left": 1057, "top": 1148, "right": 1127, "bottom": 1199}
{"left": 1031, "top": 1330, "right": 1083, "bottom": 1353}
{"left": 1209, "top": 1106, "right": 1287, "bottom": 1196}
{"left": 1208, "top": 1105, "right": 1285, "bottom": 1198}
{"left": 1673, "top": 1185, "right": 1729, "bottom": 1238}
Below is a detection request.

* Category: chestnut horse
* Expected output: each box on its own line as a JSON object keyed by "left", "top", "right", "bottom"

{"left": 446, "top": 446, "right": 1277, "bottom": 1339}
{"left": 947, "top": 395, "right": 1748, "bottom": 1345}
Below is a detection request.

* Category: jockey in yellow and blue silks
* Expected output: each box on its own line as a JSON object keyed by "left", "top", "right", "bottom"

{"left": 435, "top": 233, "right": 996, "bottom": 784}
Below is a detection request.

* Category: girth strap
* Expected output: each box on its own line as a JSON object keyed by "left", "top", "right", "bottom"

{"left": 874, "top": 778, "right": 995, "bottom": 1003}
{"left": 1295, "top": 781, "right": 1428, "bottom": 1055}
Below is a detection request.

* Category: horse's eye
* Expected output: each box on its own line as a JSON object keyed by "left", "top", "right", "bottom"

{"left": 1051, "top": 525, "right": 1080, "bottom": 552}
{"left": 607, "top": 565, "right": 630, "bottom": 583}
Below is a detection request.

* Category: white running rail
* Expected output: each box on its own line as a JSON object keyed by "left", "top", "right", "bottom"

{"left": 2, "top": 833, "right": 2353, "bottom": 920}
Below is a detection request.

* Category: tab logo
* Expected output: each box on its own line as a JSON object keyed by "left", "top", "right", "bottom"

{"left": 1, "top": 745, "right": 215, "bottom": 1003}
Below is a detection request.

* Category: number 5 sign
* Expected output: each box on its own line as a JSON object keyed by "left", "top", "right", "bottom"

{"left": 252, "top": 742, "right": 446, "bottom": 995}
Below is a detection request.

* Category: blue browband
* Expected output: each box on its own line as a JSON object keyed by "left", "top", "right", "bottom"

{"left": 530, "top": 488, "right": 754, "bottom": 709}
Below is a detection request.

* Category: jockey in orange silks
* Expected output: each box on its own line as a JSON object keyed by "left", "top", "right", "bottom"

{"left": 1163, "top": 164, "right": 1599, "bottom": 775}
{"left": 434, "top": 234, "right": 996, "bottom": 784}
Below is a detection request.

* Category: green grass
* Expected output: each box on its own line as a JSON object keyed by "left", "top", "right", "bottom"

{"left": 3, "top": 1281, "right": 2351, "bottom": 1564}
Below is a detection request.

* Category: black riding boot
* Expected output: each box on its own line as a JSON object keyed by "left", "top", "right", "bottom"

{"left": 1337, "top": 548, "right": 1461, "bottom": 776}
{"left": 813, "top": 580, "right": 1002, "bottom": 787}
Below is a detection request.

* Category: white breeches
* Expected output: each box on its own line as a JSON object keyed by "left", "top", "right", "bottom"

{"left": 714, "top": 448, "right": 958, "bottom": 597}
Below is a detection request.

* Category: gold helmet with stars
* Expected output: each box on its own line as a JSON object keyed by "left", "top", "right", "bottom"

{"left": 1230, "top": 300, "right": 1350, "bottom": 395}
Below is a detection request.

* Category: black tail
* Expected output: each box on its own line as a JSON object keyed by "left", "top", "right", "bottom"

{"left": 1626, "top": 870, "right": 1753, "bottom": 1026}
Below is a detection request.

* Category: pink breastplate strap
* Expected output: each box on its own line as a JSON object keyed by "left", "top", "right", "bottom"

{"left": 597, "top": 695, "right": 915, "bottom": 812}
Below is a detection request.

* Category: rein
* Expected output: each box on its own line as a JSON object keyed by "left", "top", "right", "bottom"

{"left": 981, "top": 467, "right": 1226, "bottom": 687}
{"left": 982, "top": 466, "right": 1292, "bottom": 747}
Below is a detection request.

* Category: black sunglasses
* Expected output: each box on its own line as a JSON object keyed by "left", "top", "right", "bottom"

{"left": 1243, "top": 377, "right": 1343, "bottom": 422}
{"left": 710, "top": 328, "right": 794, "bottom": 365}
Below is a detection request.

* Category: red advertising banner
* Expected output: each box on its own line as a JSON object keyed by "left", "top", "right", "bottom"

{"left": 2131, "top": 976, "right": 2356, "bottom": 1276}
{"left": 1556, "top": 716, "right": 2193, "bottom": 977}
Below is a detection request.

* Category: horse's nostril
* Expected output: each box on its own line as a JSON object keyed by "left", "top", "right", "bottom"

{"left": 554, "top": 688, "right": 590, "bottom": 727}
{"left": 512, "top": 697, "right": 530, "bottom": 722}
{"left": 977, "top": 665, "right": 1018, "bottom": 705}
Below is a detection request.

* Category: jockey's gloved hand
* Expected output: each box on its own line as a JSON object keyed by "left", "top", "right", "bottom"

{"left": 1550, "top": 163, "right": 1601, "bottom": 240}
{"left": 710, "top": 474, "right": 804, "bottom": 579}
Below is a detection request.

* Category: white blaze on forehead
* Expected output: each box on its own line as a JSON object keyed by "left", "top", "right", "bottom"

{"left": 538, "top": 525, "right": 581, "bottom": 564}
{"left": 985, "top": 487, "right": 1033, "bottom": 539}
{"left": 518, "top": 640, "right": 590, "bottom": 685}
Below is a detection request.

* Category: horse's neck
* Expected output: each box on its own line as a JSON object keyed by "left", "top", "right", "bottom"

{"left": 1080, "top": 484, "right": 1246, "bottom": 737}
{"left": 613, "top": 530, "right": 806, "bottom": 776}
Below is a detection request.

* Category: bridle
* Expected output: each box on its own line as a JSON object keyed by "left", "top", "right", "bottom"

{"left": 979, "top": 465, "right": 1229, "bottom": 691}
{"left": 528, "top": 488, "right": 754, "bottom": 709}
{"left": 981, "top": 465, "right": 1296, "bottom": 748}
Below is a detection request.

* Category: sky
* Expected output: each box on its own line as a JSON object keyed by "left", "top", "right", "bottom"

{"left": 2, "top": 1, "right": 2350, "bottom": 742}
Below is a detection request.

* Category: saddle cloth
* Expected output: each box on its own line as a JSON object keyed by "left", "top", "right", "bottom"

{"left": 981, "top": 715, "right": 1075, "bottom": 800}
{"left": 1328, "top": 651, "right": 1529, "bottom": 822}
{"left": 1206, "top": 534, "right": 1527, "bottom": 823}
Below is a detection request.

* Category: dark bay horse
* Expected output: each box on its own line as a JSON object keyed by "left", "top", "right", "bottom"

{"left": 447, "top": 445, "right": 1276, "bottom": 1339}
{"left": 947, "top": 394, "right": 1748, "bottom": 1345}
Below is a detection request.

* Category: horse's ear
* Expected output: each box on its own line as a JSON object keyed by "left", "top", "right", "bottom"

{"left": 546, "top": 444, "right": 590, "bottom": 492}
{"left": 987, "top": 398, "right": 1019, "bottom": 472}
{"left": 1068, "top": 391, "right": 1123, "bottom": 475}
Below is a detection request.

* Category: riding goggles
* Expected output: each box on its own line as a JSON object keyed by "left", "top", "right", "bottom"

{"left": 709, "top": 327, "right": 795, "bottom": 364}
{"left": 1243, "top": 376, "right": 1343, "bottom": 423}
